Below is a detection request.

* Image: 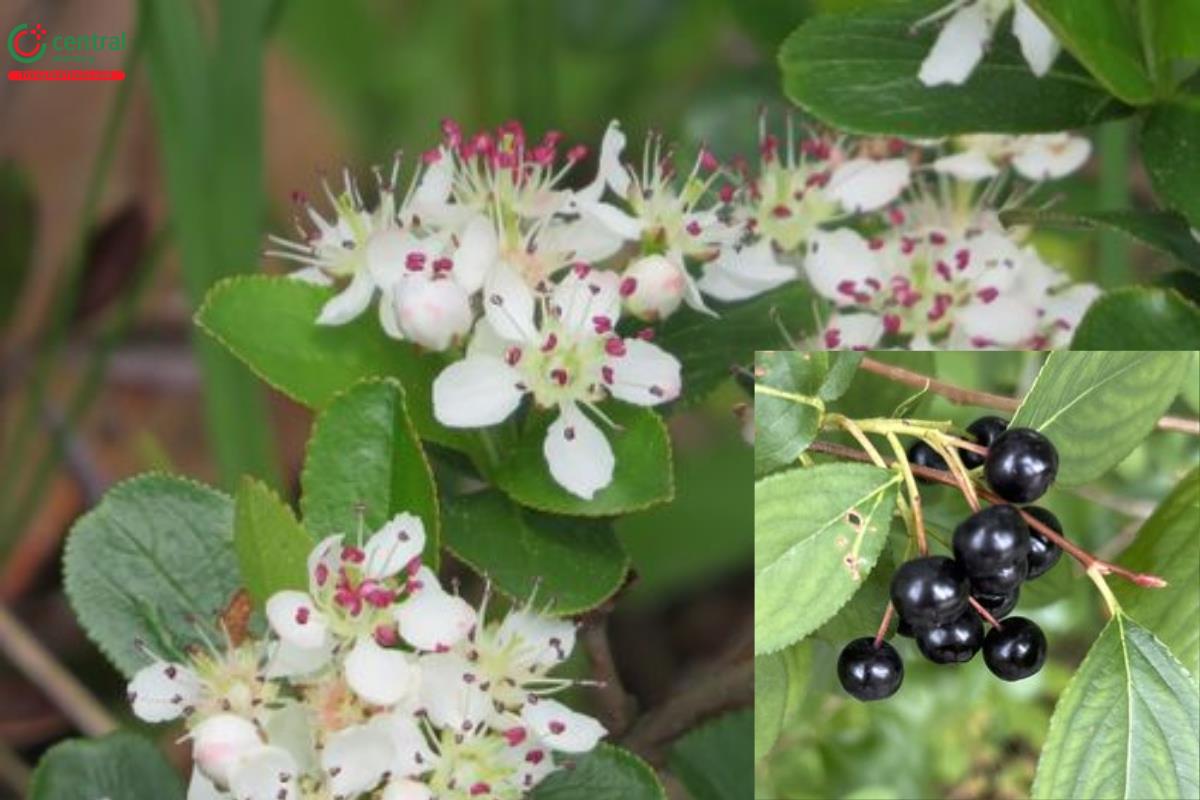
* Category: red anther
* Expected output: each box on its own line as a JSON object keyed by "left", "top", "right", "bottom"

{"left": 441, "top": 118, "right": 462, "bottom": 147}
{"left": 470, "top": 784, "right": 491, "bottom": 796}
{"left": 374, "top": 625, "right": 399, "bottom": 646}
{"left": 900, "top": 236, "right": 917, "bottom": 255}
{"left": 592, "top": 315, "right": 612, "bottom": 334}
{"left": 699, "top": 148, "right": 719, "bottom": 172}
{"left": 566, "top": 144, "right": 588, "bottom": 162}
{"left": 824, "top": 328, "right": 841, "bottom": 349}
{"left": 406, "top": 252, "right": 427, "bottom": 271}
{"left": 526, "top": 749, "right": 546, "bottom": 764}
{"left": 619, "top": 277, "right": 637, "bottom": 297}
{"left": 472, "top": 133, "right": 494, "bottom": 156}
{"left": 548, "top": 721, "right": 566, "bottom": 734}
{"left": 604, "top": 338, "right": 627, "bottom": 357}
{"left": 294, "top": 607, "right": 311, "bottom": 625}
{"left": 929, "top": 231, "right": 947, "bottom": 245}
{"left": 718, "top": 184, "right": 735, "bottom": 203}
{"left": 888, "top": 207, "right": 906, "bottom": 225}
{"left": 771, "top": 204, "right": 792, "bottom": 218}
{"left": 315, "top": 563, "right": 329, "bottom": 586}
{"left": 836, "top": 280, "right": 857, "bottom": 297}
{"left": 868, "top": 237, "right": 884, "bottom": 250}
{"left": 540, "top": 333, "right": 558, "bottom": 353}
{"left": 883, "top": 314, "right": 901, "bottom": 334}
{"left": 636, "top": 327, "right": 655, "bottom": 341}
{"left": 571, "top": 262, "right": 591, "bottom": 278}
{"left": 935, "top": 261, "right": 952, "bottom": 282}
{"left": 601, "top": 365, "right": 615, "bottom": 384}
{"left": 341, "top": 546, "right": 366, "bottom": 564}
{"left": 505, "top": 346, "right": 523, "bottom": 366}
{"left": 760, "top": 134, "right": 779, "bottom": 161}
{"left": 503, "top": 728, "right": 527, "bottom": 746}
{"left": 864, "top": 277, "right": 881, "bottom": 291}
{"left": 421, "top": 148, "right": 442, "bottom": 165}
{"left": 970, "top": 336, "right": 994, "bottom": 348}
{"left": 955, "top": 248, "right": 971, "bottom": 270}
{"left": 550, "top": 368, "right": 569, "bottom": 386}
{"left": 433, "top": 257, "right": 453, "bottom": 273}
{"left": 976, "top": 286, "right": 999, "bottom": 304}
{"left": 686, "top": 220, "right": 702, "bottom": 235}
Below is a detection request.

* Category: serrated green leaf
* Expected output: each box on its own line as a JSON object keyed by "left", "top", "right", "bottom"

{"left": 1113, "top": 467, "right": 1200, "bottom": 684}
{"left": 1071, "top": 288, "right": 1200, "bottom": 349}
{"left": 442, "top": 490, "right": 629, "bottom": 615}
{"left": 1142, "top": 102, "right": 1200, "bottom": 228}
{"left": 779, "top": 0, "right": 1130, "bottom": 137}
{"left": 301, "top": 379, "right": 439, "bottom": 565}
{"left": 1032, "top": 614, "right": 1200, "bottom": 799}
{"left": 819, "top": 352, "right": 864, "bottom": 401}
{"left": 754, "top": 350, "right": 830, "bottom": 475}
{"left": 755, "top": 653, "right": 789, "bottom": 763}
{"left": 755, "top": 463, "right": 900, "bottom": 654}
{"left": 491, "top": 403, "right": 673, "bottom": 517}
{"left": 29, "top": 733, "right": 184, "bottom": 800}
{"left": 531, "top": 744, "right": 666, "bottom": 799}
{"left": 1000, "top": 208, "right": 1200, "bottom": 271}
{"left": 196, "top": 276, "right": 474, "bottom": 453}
{"left": 63, "top": 474, "right": 238, "bottom": 677}
{"left": 1010, "top": 352, "right": 1190, "bottom": 485}
{"left": 1024, "top": 0, "right": 1155, "bottom": 104}
{"left": 814, "top": 528, "right": 898, "bottom": 644}
{"left": 234, "top": 476, "right": 313, "bottom": 606}
{"left": 669, "top": 710, "right": 753, "bottom": 800}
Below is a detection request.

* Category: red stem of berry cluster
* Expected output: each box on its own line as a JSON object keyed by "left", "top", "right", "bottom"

{"left": 808, "top": 440, "right": 1168, "bottom": 589}
{"left": 967, "top": 596, "right": 1003, "bottom": 629}
{"left": 873, "top": 602, "right": 895, "bottom": 648}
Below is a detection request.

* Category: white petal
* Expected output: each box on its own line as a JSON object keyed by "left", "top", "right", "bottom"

{"left": 522, "top": 699, "right": 607, "bottom": 754}
{"left": 697, "top": 240, "right": 796, "bottom": 302}
{"left": 576, "top": 120, "right": 630, "bottom": 201}
{"left": 321, "top": 722, "right": 394, "bottom": 798}
{"left": 316, "top": 269, "right": 375, "bottom": 325}
{"left": 365, "top": 229, "right": 416, "bottom": 292}
{"left": 265, "top": 639, "right": 334, "bottom": 680}
{"left": 582, "top": 200, "right": 643, "bottom": 241}
{"left": 466, "top": 316, "right": 511, "bottom": 360}
{"left": 551, "top": 268, "right": 621, "bottom": 335}
{"left": 1011, "top": 134, "right": 1091, "bottom": 180}
{"left": 382, "top": 780, "right": 433, "bottom": 800}
{"left": 803, "top": 229, "right": 884, "bottom": 305}
{"left": 344, "top": 636, "right": 421, "bottom": 707}
{"left": 827, "top": 158, "right": 911, "bottom": 213}
{"left": 821, "top": 313, "right": 885, "bottom": 350}
{"left": 396, "top": 275, "right": 474, "bottom": 351}
{"left": 261, "top": 702, "right": 318, "bottom": 775}
{"left": 543, "top": 404, "right": 614, "bottom": 500}
{"left": 378, "top": 286, "right": 406, "bottom": 341}
{"left": 622, "top": 255, "right": 687, "bottom": 321}
{"left": 411, "top": 152, "right": 453, "bottom": 213}
{"left": 128, "top": 661, "right": 202, "bottom": 723}
{"left": 606, "top": 339, "right": 682, "bottom": 406}
{"left": 918, "top": 3, "right": 994, "bottom": 86}
{"left": 432, "top": 357, "right": 525, "bottom": 427}
{"left": 453, "top": 215, "right": 499, "bottom": 293}
{"left": 364, "top": 512, "right": 427, "bottom": 579}
{"left": 187, "top": 767, "right": 227, "bottom": 800}
{"left": 958, "top": 292, "right": 1038, "bottom": 345}
{"left": 307, "top": 534, "right": 342, "bottom": 591}
{"left": 378, "top": 713, "right": 436, "bottom": 778}
{"left": 265, "top": 591, "right": 328, "bottom": 650}
{"left": 396, "top": 568, "right": 478, "bottom": 651}
{"left": 289, "top": 266, "right": 333, "bottom": 287}
{"left": 417, "top": 652, "right": 493, "bottom": 732}
{"left": 543, "top": 216, "right": 626, "bottom": 263}
{"left": 1042, "top": 282, "right": 1100, "bottom": 344}
{"left": 191, "top": 714, "right": 263, "bottom": 787}
{"left": 496, "top": 610, "right": 576, "bottom": 669}
{"left": 228, "top": 746, "right": 299, "bottom": 800}
{"left": 932, "top": 150, "right": 1001, "bottom": 181}
{"left": 483, "top": 263, "right": 538, "bottom": 342}
{"left": 1013, "top": 1, "right": 1060, "bottom": 76}
{"left": 503, "top": 741, "right": 558, "bottom": 792}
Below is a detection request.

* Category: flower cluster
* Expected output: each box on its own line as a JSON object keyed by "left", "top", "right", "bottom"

{"left": 267, "top": 116, "right": 1097, "bottom": 494}
{"left": 127, "top": 513, "right": 604, "bottom": 800}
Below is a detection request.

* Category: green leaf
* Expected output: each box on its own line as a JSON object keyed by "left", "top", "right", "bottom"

{"left": 1143, "top": 0, "right": 1200, "bottom": 66}
{"left": 491, "top": 403, "right": 673, "bottom": 517}
{"left": 63, "top": 474, "right": 238, "bottom": 677}
{"left": 1000, "top": 208, "right": 1200, "bottom": 271}
{"left": 1010, "top": 352, "right": 1190, "bottom": 484}
{"left": 754, "top": 350, "right": 829, "bottom": 475}
{"left": 234, "top": 476, "right": 313, "bottom": 606}
{"left": 778, "top": 1, "right": 1130, "bottom": 137}
{"left": 755, "top": 653, "right": 789, "bottom": 763}
{"left": 1113, "top": 467, "right": 1200, "bottom": 684}
{"left": 1071, "top": 288, "right": 1200, "bottom": 349}
{"left": 196, "top": 276, "right": 473, "bottom": 453}
{"left": 656, "top": 282, "right": 817, "bottom": 406}
{"left": 814, "top": 530, "right": 898, "bottom": 644}
{"left": 1024, "top": 0, "right": 1155, "bottom": 104}
{"left": 819, "top": 352, "right": 864, "bottom": 401}
{"left": 29, "top": 733, "right": 184, "bottom": 800}
{"left": 829, "top": 352, "right": 936, "bottom": 420}
{"left": 1142, "top": 102, "right": 1200, "bottom": 228}
{"left": 0, "top": 162, "right": 35, "bottom": 328}
{"left": 442, "top": 490, "right": 629, "bottom": 615}
{"left": 1032, "top": 614, "right": 1200, "bottom": 799}
{"left": 531, "top": 744, "right": 666, "bottom": 800}
{"left": 301, "top": 379, "right": 440, "bottom": 565}
{"left": 669, "top": 710, "right": 753, "bottom": 800}
{"left": 755, "top": 462, "right": 901, "bottom": 654}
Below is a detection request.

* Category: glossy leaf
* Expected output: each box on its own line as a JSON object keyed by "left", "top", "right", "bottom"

{"left": 754, "top": 350, "right": 829, "bottom": 475}
{"left": 755, "top": 463, "right": 901, "bottom": 654}
{"left": 755, "top": 653, "right": 789, "bottom": 763}
{"left": 29, "top": 733, "right": 184, "bottom": 800}
{"left": 1032, "top": 614, "right": 1200, "bottom": 799}
{"left": 234, "top": 476, "right": 313, "bottom": 606}
{"left": 1071, "top": 288, "right": 1200, "bottom": 349}
{"left": 301, "top": 379, "right": 439, "bottom": 565}
{"left": 669, "top": 710, "right": 753, "bottom": 800}
{"left": 1010, "top": 352, "right": 1190, "bottom": 484}
{"left": 1113, "top": 467, "right": 1200, "bottom": 683}
{"left": 1024, "top": 0, "right": 1155, "bottom": 104}
{"left": 1142, "top": 102, "right": 1200, "bottom": 228}
{"left": 63, "top": 474, "right": 238, "bottom": 677}
{"left": 779, "top": 1, "right": 1129, "bottom": 137}
{"left": 531, "top": 744, "right": 666, "bottom": 799}
{"left": 1001, "top": 208, "right": 1200, "bottom": 271}
{"left": 491, "top": 403, "right": 673, "bottom": 517}
{"left": 442, "top": 490, "right": 629, "bottom": 615}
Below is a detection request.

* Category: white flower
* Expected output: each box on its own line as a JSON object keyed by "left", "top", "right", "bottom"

{"left": 621, "top": 254, "right": 688, "bottom": 320}
{"left": 128, "top": 658, "right": 204, "bottom": 722}
{"left": 394, "top": 566, "right": 477, "bottom": 652}
{"left": 321, "top": 716, "right": 397, "bottom": 798}
{"left": 933, "top": 133, "right": 1091, "bottom": 181}
{"left": 918, "top": 0, "right": 1060, "bottom": 87}
{"left": 521, "top": 698, "right": 607, "bottom": 754}
{"left": 190, "top": 713, "right": 263, "bottom": 787}
{"left": 432, "top": 265, "right": 681, "bottom": 499}
{"left": 128, "top": 640, "right": 277, "bottom": 727}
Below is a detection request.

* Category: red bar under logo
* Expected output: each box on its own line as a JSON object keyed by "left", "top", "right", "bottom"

{"left": 7, "top": 69, "right": 126, "bottom": 81}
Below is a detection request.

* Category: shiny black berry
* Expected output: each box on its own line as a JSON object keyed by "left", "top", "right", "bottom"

{"left": 953, "top": 505, "right": 1031, "bottom": 574}
{"left": 890, "top": 556, "right": 969, "bottom": 629}
{"left": 1022, "top": 506, "right": 1064, "bottom": 580}
{"left": 915, "top": 608, "right": 984, "bottom": 664}
{"left": 984, "top": 428, "right": 1059, "bottom": 503}
{"left": 960, "top": 416, "right": 1008, "bottom": 469}
{"left": 907, "top": 440, "right": 948, "bottom": 484}
{"left": 837, "top": 637, "right": 904, "bottom": 701}
{"left": 983, "top": 617, "right": 1046, "bottom": 681}
{"left": 974, "top": 587, "right": 1020, "bottom": 620}
{"left": 897, "top": 617, "right": 915, "bottom": 638}
{"left": 969, "top": 557, "right": 1029, "bottom": 595}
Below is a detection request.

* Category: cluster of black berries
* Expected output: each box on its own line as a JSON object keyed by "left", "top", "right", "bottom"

{"left": 838, "top": 418, "right": 1064, "bottom": 701}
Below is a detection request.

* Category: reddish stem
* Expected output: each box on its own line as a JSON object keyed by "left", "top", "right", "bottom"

{"left": 968, "top": 596, "right": 1003, "bottom": 629}
{"left": 873, "top": 602, "right": 895, "bottom": 648}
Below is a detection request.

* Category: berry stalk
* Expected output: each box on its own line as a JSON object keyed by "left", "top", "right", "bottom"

{"left": 873, "top": 602, "right": 896, "bottom": 648}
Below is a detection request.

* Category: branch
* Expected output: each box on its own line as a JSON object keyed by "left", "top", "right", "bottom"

{"left": 858, "top": 356, "right": 1199, "bottom": 435}
{"left": 581, "top": 620, "right": 637, "bottom": 738}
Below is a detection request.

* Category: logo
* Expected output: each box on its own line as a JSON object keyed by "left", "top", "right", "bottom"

{"left": 7, "top": 23, "right": 47, "bottom": 64}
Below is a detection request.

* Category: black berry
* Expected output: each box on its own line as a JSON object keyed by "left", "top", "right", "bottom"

{"left": 952, "top": 505, "right": 1031, "bottom": 574}
{"left": 915, "top": 607, "right": 984, "bottom": 664}
{"left": 897, "top": 617, "right": 915, "bottom": 638}
{"left": 837, "top": 637, "right": 904, "bottom": 701}
{"left": 984, "top": 428, "right": 1059, "bottom": 503}
{"left": 907, "top": 440, "right": 947, "bottom": 484}
{"left": 960, "top": 416, "right": 1008, "bottom": 469}
{"left": 969, "top": 557, "right": 1029, "bottom": 595}
{"left": 983, "top": 617, "right": 1046, "bottom": 681}
{"left": 974, "top": 587, "right": 1020, "bottom": 620}
{"left": 890, "top": 556, "right": 969, "bottom": 629}
{"left": 1022, "top": 506, "right": 1064, "bottom": 580}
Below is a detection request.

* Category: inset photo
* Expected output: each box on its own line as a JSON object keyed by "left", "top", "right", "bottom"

{"left": 753, "top": 351, "right": 1200, "bottom": 800}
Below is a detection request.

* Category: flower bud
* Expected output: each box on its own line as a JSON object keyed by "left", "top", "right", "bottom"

{"left": 621, "top": 255, "right": 687, "bottom": 321}
{"left": 190, "top": 713, "right": 262, "bottom": 787}
{"left": 392, "top": 275, "right": 473, "bottom": 351}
